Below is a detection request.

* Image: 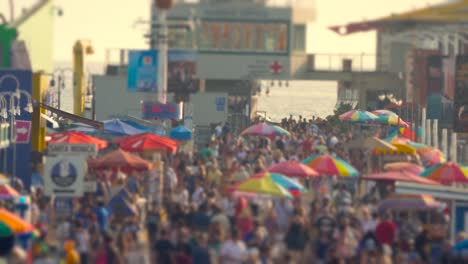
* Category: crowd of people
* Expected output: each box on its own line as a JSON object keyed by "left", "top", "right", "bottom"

{"left": 4, "top": 115, "right": 468, "bottom": 264}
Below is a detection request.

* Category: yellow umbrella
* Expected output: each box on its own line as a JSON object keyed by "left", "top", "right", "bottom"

{"left": 375, "top": 143, "right": 417, "bottom": 155}
{"left": 227, "top": 173, "right": 294, "bottom": 198}
{"left": 0, "top": 208, "right": 35, "bottom": 234}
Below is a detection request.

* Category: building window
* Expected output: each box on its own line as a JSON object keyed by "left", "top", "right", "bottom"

{"left": 212, "top": 23, "right": 220, "bottom": 49}
{"left": 243, "top": 24, "right": 254, "bottom": 50}
{"left": 221, "top": 23, "right": 231, "bottom": 50}
{"left": 292, "top": 24, "right": 305, "bottom": 52}
{"left": 200, "top": 22, "right": 211, "bottom": 49}
{"left": 232, "top": 23, "right": 241, "bottom": 50}
{"left": 255, "top": 24, "right": 265, "bottom": 51}
{"left": 278, "top": 24, "right": 287, "bottom": 51}
{"left": 265, "top": 24, "right": 278, "bottom": 51}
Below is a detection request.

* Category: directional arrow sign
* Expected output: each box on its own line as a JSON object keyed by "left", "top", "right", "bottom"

{"left": 15, "top": 120, "right": 31, "bottom": 144}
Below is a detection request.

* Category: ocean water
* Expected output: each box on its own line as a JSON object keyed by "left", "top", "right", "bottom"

{"left": 257, "top": 81, "right": 337, "bottom": 122}
{"left": 55, "top": 63, "right": 338, "bottom": 122}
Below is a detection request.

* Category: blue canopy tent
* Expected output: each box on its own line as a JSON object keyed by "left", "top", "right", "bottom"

{"left": 170, "top": 125, "right": 192, "bottom": 140}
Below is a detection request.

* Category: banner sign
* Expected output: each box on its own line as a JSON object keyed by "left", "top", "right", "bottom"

{"left": 48, "top": 143, "right": 97, "bottom": 156}
{"left": 0, "top": 70, "right": 33, "bottom": 189}
{"left": 168, "top": 50, "right": 199, "bottom": 93}
{"left": 142, "top": 101, "right": 179, "bottom": 120}
{"left": 44, "top": 156, "right": 86, "bottom": 197}
{"left": 455, "top": 55, "right": 468, "bottom": 132}
{"left": 0, "top": 122, "right": 9, "bottom": 149}
{"left": 128, "top": 50, "right": 158, "bottom": 92}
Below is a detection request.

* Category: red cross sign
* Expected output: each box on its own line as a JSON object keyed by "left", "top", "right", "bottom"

{"left": 270, "top": 60, "right": 283, "bottom": 75}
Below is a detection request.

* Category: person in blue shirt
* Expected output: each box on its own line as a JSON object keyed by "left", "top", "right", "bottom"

{"left": 192, "top": 233, "right": 211, "bottom": 264}
{"left": 94, "top": 201, "right": 109, "bottom": 233}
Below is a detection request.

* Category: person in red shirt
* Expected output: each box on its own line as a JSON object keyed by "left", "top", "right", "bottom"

{"left": 375, "top": 212, "right": 397, "bottom": 246}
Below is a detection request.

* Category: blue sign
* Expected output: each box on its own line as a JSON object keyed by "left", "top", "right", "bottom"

{"left": 128, "top": 50, "right": 158, "bottom": 92}
{"left": 142, "top": 101, "right": 179, "bottom": 120}
{"left": 54, "top": 197, "right": 73, "bottom": 215}
{"left": 215, "top": 97, "right": 226, "bottom": 112}
{"left": 0, "top": 70, "right": 32, "bottom": 190}
{"left": 455, "top": 205, "right": 468, "bottom": 234}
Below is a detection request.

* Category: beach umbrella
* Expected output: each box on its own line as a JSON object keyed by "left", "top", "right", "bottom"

{"left": 372, "top": 109, "right": 397, "bottom": 117}
{"left": 302, "top": 154, "right": 359, "bottom": 177}
{"left": 0, "top": 221, "right": 14, "bottom": 256}
{"left": 346, "top": 137, "right": 396, "bottom": 151}
{"left": 0, "top": 185, "right": 19, "bottom": 200}
{"left": 88, "top": 149, "right": 153, "bottom": 172}
{"left": 419, "top": 161, "right": 468, "bottom": 184}
{"left": 363, "top": 171, "right": 439, "bottom": 185}
{"left": 384, "top": 135, "right": 427, "bottom": 149}
{"left": 0, "top": 209, "right": 35, "bottom": 234}
{"left": 267, "top": 160, "right": 319, "bottom": 178}
{"left": 47, "top": 131, "right": 108, "bottom": 150}
{"left": 119, "top": 133, "right": 178, "bottom": 153}
{"left": 240, "top": 122, "right": 290, "bottom": 137}
{"left": 227, "top": 172, "right": 305, "bottom": 198}
{"left": 378, "top": 194, "right": 444, "bottom": 211}
{"left": 384, "top": 162, "right": 425, "bottom": 175}
{"left": 417, "top": 147, "right": 445, "bottom": 166}
{"left": 338, "top": 110, "right": 378, "bottom": 122}
{"left": 70, "top": 119, "right": 145, "bottom": 136}
{"left": 121, "top": 120, "right": 156, "bottom": 133}
{"left": 374, "top": 115, "right": 410, "bottom": 127}
{"left": 170, "top": 125, "right": 192, "bottom": 140}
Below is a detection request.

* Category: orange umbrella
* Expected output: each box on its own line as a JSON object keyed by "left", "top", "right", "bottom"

{"left": 88, "top": 149, "right": 153, "bottom": 172}
{"left": 0, "top": 208, "right": 35, "bottom": 234}
{"left": 47, "top": 131, "right": 108, "bottom": 150}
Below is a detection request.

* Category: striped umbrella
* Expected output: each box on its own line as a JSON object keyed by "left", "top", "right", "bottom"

{"left": 267, "top": 160, "right": 319, "bottom": 178}
{"left": 420, "top": 161, "right": 468, "bottom": 184}
{"left": 240, "top": 123, "right": 290, "bottom": 137}
{"left": 226, "top": 172, "right": 306, "bottom": 198}
{"left": 0, "top": 209, "right": 35, "bottom": 234}
{"left": 417, "top": 147, "right": 445, "bottom": 166}
{"left": 0, "top": 185, "right": 19, "bottom": 200}
{"left": 374, "top": 115, "right": 410, "bottom": 127}
{"left": 302, "top": 154, "right": 359, "bottom": 177}
{"left": 339, "top": 110, "right": 378, "bottom": 123}
{"left": 378, "top": 194, "right": 444, "bottom": 211}
{"left": 372, "top": 109, "right": 397, "bottom": 117}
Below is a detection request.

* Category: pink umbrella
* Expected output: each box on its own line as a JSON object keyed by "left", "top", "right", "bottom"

{"left": 363, "top": 171, "right": 439, "bottom": 185}
{"left": 240, "top": 123, "right": 290, "bottom": 137}
{"left": 384, "top": 162, "right": 425, "bottom": 175}
{"left": 267, "top": 160, "right": 319, "bottom": 178}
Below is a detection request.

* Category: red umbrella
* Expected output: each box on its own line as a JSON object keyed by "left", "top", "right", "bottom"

{"left": 363, "top": 171, "right": 439, "bottom": 185}
{"left": 267, "top": 160, "right": 319, "bottom": 178}
{"left": 115, "top": 133, "right": 177, "bottom": 153}
{"left": 88, "top": 149, "right": 153, "bottom": 172}
{"left": 47, "top": 131, "right": 108, "bottom": 150}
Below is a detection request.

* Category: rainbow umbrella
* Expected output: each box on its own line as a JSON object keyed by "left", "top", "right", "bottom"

{"left": 378, "top": 194, "right": 444, "bottom": 211}
{"left": 374, "top": 115, "right": 410, "bottom": 127}
{"left": 267, "top": 160, "right": 319, "bottom": 178}
{"left": 384, "top": 135, "right": 427, "bottom": 149}
{"left": 372, "top": 109, "right": 397, "bottom": 117}
{"left": 227, "top": 172, "right": 305, "bottom": 198}
{"left": 420, "top": 161, "right": 468, "bottom": 184}
{"left": 0, "top": 185, "right": 19, "bottom": 200}
{"left": 240, "top": 123, "right": 290, "bottom": 137}
{"left": 0, "top": 208, "right": 35, "bottom": 234}
{"left": 302, "top": 154, "right": 359, "bottom": 177}
{"left": 339, "top": 110, "right": 378, "bottom": 123}
{"left": 417, "top": 147, "right": 445, "bottom": 166}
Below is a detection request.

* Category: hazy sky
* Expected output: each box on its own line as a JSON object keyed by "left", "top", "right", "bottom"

{"left": 2, "top": 0, "right": 447, "bottom": 62}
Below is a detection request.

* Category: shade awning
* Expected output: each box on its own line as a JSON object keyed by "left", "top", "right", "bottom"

{"left": 38, "top": 103, "right": 103, "bottom": 131}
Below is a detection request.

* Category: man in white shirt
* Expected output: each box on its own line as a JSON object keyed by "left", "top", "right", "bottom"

{"left": 220, "top": 230, "right": 248, "bottom": 264}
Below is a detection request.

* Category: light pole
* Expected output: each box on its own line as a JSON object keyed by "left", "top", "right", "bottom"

{"left": 50, "top": 68, "right": 74, "bottom": 111}
{"left": 0, "top": 74, "right": 33, "bottom": 177}
{"left": 154, "top": 0, "right": 173, "bottom": 104}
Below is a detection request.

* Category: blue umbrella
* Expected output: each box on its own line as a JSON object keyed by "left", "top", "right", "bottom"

{"left": 70, "top": 119, "right": 145, "bottom": 136}
{"left": 170, "top": 125, "right": 192, "bottom": 140}
{"left": 121, "top": 120, "right": 155, "bottom": 133}
{"left": 453, "top": 240, "right": 468, "bottom": 251}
